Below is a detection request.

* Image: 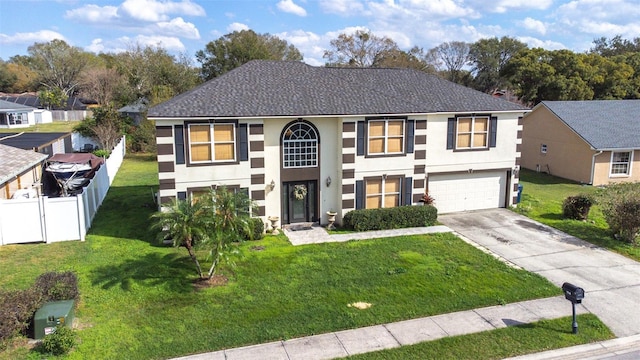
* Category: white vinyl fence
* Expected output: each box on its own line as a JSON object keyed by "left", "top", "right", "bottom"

{"left": 0, "top": 136, "right": 125, "bottom": 246}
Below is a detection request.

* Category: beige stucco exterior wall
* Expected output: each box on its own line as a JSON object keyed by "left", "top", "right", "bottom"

{"left": 521, "top": 106, "right": 595, "bottom": 184}
{"left": 593, "top": 150, "right": 640, "bottom": 186}
{"left": 0, "top": 166, "right": 41, "bottom": 199}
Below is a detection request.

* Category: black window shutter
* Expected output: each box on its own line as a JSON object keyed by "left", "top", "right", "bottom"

{"left": 356, "top": 121, "right": 365, "bottom": 156}
{"left": 239, "top": 123, "right": 248, "bottom": 161}
{"left": 446, "top": 118, "right": 455, "bottom": 150}
{"left": 489, "top": 116, "right": 497, "bottom": 148}
{"left": 404, "top": 177, "right": 413, "bottom": 205}
{"left": 175, "top": 125, "right": 185, "bottom": 164}
{"left": 177, "top": 191, "right": 187, "bottom": 201}
{"left": 355, "top": 180, "right": 364, "bottom": 209}
{"left": 406, "top": 120, "right": 415, "bottom": 154}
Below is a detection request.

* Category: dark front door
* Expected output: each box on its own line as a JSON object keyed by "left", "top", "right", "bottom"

{"left": 283, "top": 180, "right": 317, "bottom": 224}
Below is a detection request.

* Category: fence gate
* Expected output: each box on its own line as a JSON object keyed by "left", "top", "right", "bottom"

{"left": 0, "top": 198, "right": 45, "bottom": 245}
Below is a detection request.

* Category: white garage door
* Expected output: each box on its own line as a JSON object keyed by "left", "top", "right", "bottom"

{"left": 428, "top": 171, "right": 507, "bottom": 214}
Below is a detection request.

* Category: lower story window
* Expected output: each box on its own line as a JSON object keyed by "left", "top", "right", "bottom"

{"left": 366, "top": 177, "right": 401, "bottom": 209}
{"left": 611, "top": 151, "right": 632, "bottom": 175}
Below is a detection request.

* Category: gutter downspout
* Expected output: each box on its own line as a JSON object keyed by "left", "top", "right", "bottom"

{"left": 590, "top": 150, "right": 603, "bottom": 185}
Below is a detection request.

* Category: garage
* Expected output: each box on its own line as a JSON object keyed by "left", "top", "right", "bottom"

{"left": 428, "top": 171, "right": 508, "bottom": 213}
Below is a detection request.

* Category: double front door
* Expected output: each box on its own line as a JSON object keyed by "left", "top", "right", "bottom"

{"left": 282, "top": 180, "right": 317, "bottom": 224}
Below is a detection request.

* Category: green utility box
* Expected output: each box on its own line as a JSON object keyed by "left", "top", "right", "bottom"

{"left": 33, "top": 300, "right": 75, "bottom": 340}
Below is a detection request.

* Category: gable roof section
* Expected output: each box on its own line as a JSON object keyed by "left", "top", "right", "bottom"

{"left": 0, "top": 132, "right": 70, "bottom": 150}
{"left": 540, "top": 100, "right": 640, "bottom": 150}
{"left": 149, "top": 60, "right": 528, "bottom": 118}
{"left": 0, "top": 144, "right": 48, "bottom": 185}
{"left": 0, "top": 99, "right": 35, "bottom": 111}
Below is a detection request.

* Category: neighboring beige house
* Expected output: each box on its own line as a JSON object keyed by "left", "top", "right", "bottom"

{"left": 0, "top": 144, "right": 48, "bottom": 199}
{"left": 148, "top": 60, "right": 528, "bottom": 224}
{"left": 521, "top": 100, "right": 640, "bottom": 186}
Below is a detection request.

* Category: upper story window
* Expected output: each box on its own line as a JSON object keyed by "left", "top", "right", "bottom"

{"left": 541, "top": 144, "right": 548, "bottom": 154}
{"left": 283, "top": 122, "right": 318, "bottom": 168}
{"left": 457, "top": 116, "right": 489, "bottom": 149}
{"left": 611, "top": 151, "right": 632, "bottom": 176}
{"left": 368, "top": 119, "right": 404, "bottom": 155}
{"left": 188, "top": 123, "right": 235, "bottom": 163}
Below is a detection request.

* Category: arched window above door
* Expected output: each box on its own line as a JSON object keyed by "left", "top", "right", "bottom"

{"left": 282, "top": 121, "right": 318, "bottom": 168}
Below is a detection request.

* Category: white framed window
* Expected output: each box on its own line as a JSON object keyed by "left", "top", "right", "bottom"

{"left": 610, "top": 151, "right": 633, "bottom": 176}
{"left": 283, "top": 122, "right": 318, "bottom": 168}
{"left": 541, "top": 144, "right": 547, "bottom": 154}
{"left": 456, "top": 116, "right": 489, "bottom": 149}
{"left": 365, "top": 176, "right": 402, "bottom": 209}
{"left": 188, "top": 123, "right": 236, "bottom": 163}
{"left": 368, "top": 119, "right": 404, "bottom": 155}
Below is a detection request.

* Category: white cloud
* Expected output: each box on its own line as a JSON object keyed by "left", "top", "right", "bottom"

{"left": 65, "top": 4, "right": 119, "bottom": 23}
{"left": 319, "top": 0, "right": 364, "bottom": 15}
{"left": 490, "top": 0, "right": 553, "bottom": 13}
{"left": 87, "top": 35, "right": 186, "bottom": 54}
{"left": 0, "top": 30, "right": 66, "bottom": 45}
{"left": 154, "top": 17, "right": 200, "bottom": 39}
{"left": 86, "top": 38, "right": 105, "bottom": 53}
{"left": 118, "top": 0, "right": 205, "bottom": 22}
{"left": 521, "top": 17, "right": 547, "bottom": 35}
{"left": 517, "top": 36, "right": 566, "bottom": 50}
{"left": 277, "top": 0, "right": 307, "bottom": 17}
{"left": 227, "top": 22, "right": 250, "bottom": 32}
{"left": 277, "top": 30, "right": 323, "bottom": 63}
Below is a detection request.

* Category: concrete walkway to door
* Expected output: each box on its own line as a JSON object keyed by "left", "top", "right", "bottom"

{"left": 439, "top": 208, "right": 640, "bottom": 338}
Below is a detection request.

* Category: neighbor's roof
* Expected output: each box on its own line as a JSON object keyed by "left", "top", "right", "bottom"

{"left": 0, "top": 99, "right": 35, "bottom": 111}
{"left": 0, "top": 94, "right": 88, "bottom": 110}
{"left": 539, "top": 100, "right": 640, "bottom": 150}
{"left": 149, "top": 60, "right": 528, "bottom": 118}
{"left": 0, "top": 144, "right": 48, "bottom": 185}
{"left": 0, "top": 132, "right": 70, "bottom": 150}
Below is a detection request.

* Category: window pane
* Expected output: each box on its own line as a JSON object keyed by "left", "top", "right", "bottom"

{"left": 613, "top": 152, "right": 630, "bottom": 162}
{"left": 385, "top": 178, "right": 400, "bottom": 193}
{"left": 191, "top": 144, "right": 211, "bottom": 161}
{"left": 384, "top": 194, "right": 400, "bottom": 208}
{"left": 214, "top": 124, "right": 234, "bottom": 141}
{"left": 366, "top": 179, "right": 382, "bottom": 194}
{"left": 190, "top": 125, "right": 210, "bottom": 142}
{"left": 369, "top": 138, "right": 384, "bottom": 153}
{"left": 474, "top": 118, "right": 488, "bottom": 131}
{"left": 369, "top": 122, "right": 384, "bottom": 136}
{"left": 473, "top": 133, "right": 487, "bottom": 147}
{"left": 457, "top": 134, "right": 471, "bottom": 148}
{"left": 388, "top": 121, "right": 404, "bottom": 136}
{"left": 387, "top": 138, "right": 403, "bottom": 153}
{"left": 458, "top": 118, "right": 472, "bottom": 132}
{"left": 366, "top": 195, "right": 382, "bottom": 209}
{"left": 214, "top": 143, "right": 234, "bottom": 160}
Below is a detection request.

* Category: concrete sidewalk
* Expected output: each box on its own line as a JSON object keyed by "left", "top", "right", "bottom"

{"left": 173, "top": 296, "right": 592, "bottom": 360}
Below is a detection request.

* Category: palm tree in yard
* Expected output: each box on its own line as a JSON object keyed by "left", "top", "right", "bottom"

{"left": 203, "top": 187, "right": 256, "bottom": 279}
{"left": 150, "top": 198, "right": 209, "bottom": 279}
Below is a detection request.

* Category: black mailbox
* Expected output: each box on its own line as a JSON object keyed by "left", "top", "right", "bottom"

{"left": 562, "top": 282, "right": 584, "bottom": 304}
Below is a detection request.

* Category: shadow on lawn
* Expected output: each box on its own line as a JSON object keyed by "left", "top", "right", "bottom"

{"left": 90, "top": 252, "right": 196, "bottom": 292}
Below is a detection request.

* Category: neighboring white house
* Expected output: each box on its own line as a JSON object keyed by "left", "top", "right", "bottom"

{"left": 148, "top": 60, "right": 529, "bottom": 225}
{"left": 0, "top": 99, "right": 52, "bottom": 128}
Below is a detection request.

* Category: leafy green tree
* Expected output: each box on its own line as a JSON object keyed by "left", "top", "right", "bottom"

{"left": 38, "top": 87, "right": 68, "bottom": 109}
{"left": 374, "top": 46, "right": 436, "bottom": 73}
{"left": 0, "top": 60, "right": 17, "bottom": 92}
{"left": 196, "top": 30, "right": 303, "bottom": 80}
{"left": 590, "top": 35, "right": 640, "bottom": 57}
{"left": 469, "top": 36, "right": 528, "bottom": 93}
{"left": 27, "top": 39, "right": 89, "bottom": 97}
{"left": 202, "top": 187, "right": 256, "bottom": 278}
{"left": 324, "top": 30, "right": 399, "bottom": 67}
{"left": 73, "top": 105, "right": 127, "bottom": 151}
{"left": 596, "top": 183, "right": 640, "bottom": 244}
{"left": 150, "top": 198, "right": 209, "bottom": 279}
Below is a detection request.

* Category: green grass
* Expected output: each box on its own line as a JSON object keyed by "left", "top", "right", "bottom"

{"left": 515, "top": 169, "right": 640, "bottom": 261}
{"left": 0, "top": 121, "right": 77, "bottom": 133}
{"left": 349, "top": 314, "right": 614, "bottom": 360}
{"left": 0, "top": 157, "right": 611, "bottom": 359}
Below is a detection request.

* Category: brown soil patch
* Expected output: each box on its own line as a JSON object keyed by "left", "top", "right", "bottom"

{"left": 193, "top": 274, "right": 228, "bottom": 290}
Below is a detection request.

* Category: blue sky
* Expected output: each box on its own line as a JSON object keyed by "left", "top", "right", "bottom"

{"left": 1, "top": 0, "right": 639, "bottom": 66}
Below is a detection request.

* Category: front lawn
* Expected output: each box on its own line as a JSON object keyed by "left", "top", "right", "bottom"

{"left": 0, "top": 156, "right": 607, "bottom": 359}
{"left": 515, "top": 169, "right": 640, "bottom": 261}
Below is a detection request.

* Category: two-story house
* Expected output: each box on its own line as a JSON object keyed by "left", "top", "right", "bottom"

{"left": 148, "top": 60, "right": 529, "bottom": 226}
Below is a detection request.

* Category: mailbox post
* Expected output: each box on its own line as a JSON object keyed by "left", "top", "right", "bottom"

{"left": 562, "top": 282, "right": 584, "bottom": 334}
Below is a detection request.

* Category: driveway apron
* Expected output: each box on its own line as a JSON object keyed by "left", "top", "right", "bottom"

{"left": 438, "top": 208, "right": 640, "bottom": 338}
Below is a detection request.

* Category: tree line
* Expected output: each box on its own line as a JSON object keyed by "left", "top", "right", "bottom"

{"left": 1, "top": 31, "right": 639, "bottom": 110}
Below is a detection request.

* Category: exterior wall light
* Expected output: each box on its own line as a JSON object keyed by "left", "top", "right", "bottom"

{"left": 326, "top": 176, "right": 332, "bottom": 187}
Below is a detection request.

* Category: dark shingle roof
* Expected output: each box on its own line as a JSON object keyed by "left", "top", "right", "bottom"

{"left": 0, "top": 99, "right": 35, "bottom": 111}
{"left": 0, "top": 132, "right": 69, "bottom": 150}
{"left": 148, "top": 60, "right": 528, "bottom": 118}
{"left": 0, "top": 95, "right": 88, "bottom": 110}
{"left": 541, "top": 100, "right": 640, "bottom": 149}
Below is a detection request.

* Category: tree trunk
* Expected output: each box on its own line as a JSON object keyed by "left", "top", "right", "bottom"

{"left": 185, "top": 244, "right": 204, "bottom": 279}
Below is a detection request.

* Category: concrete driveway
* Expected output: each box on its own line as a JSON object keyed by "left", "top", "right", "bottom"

{"left": 439, "top": 208, "right": 640, "bottom": 338}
